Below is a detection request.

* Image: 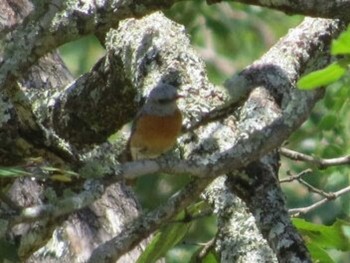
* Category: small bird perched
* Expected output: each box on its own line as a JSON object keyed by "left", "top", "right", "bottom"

{"left": 128, "top": 84, "right": 183, "bottom": 160}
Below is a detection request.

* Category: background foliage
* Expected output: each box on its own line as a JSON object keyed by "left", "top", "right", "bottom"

{"left": 59, "top": 2, "right": 350, "bottom": 262}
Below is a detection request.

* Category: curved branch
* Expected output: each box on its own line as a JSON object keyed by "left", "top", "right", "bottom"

{"left": 0, "top": 0, "right": 180, "bottom": 88}
{"left": 2, "top": 0, "right": 350, "bottom": 91}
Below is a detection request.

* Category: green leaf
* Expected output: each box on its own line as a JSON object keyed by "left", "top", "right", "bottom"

{"left": 136, "top": 213, "right": 191, "bottom": 263}
{"left": 201, "top": 252, "right": 218, "bottom": 263}
{"left": 332, "top": 27, "right": 350, "bottom": 55}
{"left": 293, "top": 218, "right": 350, "bottom": 251}
{"left": 190, "top": 247, "right": 218, "bottom": 263}
{"left": 297, "top": 62, "right": 346, "bottom": 90}
{"left": 137, "top": 202, "right": 210, "bottom": 263}
{"left": 0, "top": 167, "right": 32, "bottom": 177}
{"left": 306, "top": 242, "right": 335, "bottom": 263}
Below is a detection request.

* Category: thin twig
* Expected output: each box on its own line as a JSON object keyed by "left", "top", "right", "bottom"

{"left": 197, "top": 238, "right": 216, "bottom": 261}
{"left": 298, "top": 178, "right": 336, "bottom": 199}
{"left": 279, "top": 169, "right": 312, "bottom": 183}
{"left": 280, "top": 147, "right": 350, "bottom": 169}
{"left": 289, "top": 185, "right": 350, "bottom": 216}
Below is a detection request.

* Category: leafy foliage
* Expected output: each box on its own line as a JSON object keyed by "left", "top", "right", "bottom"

{"left": 297, "top": 61, "right": 347, "bottom": 90}
{"left": 332, "top": 27, "right": 350, "bottom": 55}
{"left": 294, "top": 218, "right": 350, "bottom": 251}
{"left": 293, "top": 218, "right": 350, "bottom": 262}
{"left": 137, "top": 202, "right": 212, "bottom": 263}
{"left": 137, "top": 214, "right": 191, "bottom": 263}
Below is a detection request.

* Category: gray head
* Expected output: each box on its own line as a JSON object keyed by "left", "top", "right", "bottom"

{"left": 142, "top": 84, "right": 181, "bottom": 116}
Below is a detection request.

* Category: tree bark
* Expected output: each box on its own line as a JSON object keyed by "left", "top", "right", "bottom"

{"left": 0, "top": 0, "right": 347, "bottom": 262}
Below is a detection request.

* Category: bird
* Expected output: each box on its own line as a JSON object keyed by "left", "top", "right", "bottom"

{"left": 128, "top": 84, "right": 183, "bottom": 160}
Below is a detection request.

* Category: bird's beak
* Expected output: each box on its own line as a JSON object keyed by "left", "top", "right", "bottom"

{"left": 176, "top": 94, "right": 184, "bottom": 100}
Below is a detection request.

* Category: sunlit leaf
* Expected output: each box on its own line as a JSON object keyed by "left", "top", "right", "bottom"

{"left": 137, "top": 202, "right": 210, "bottom": 263}
{"left": 332, "top": 27, "right": 350, "bottom": 55}
{"left": 136, "top": 216, "right": 191, "bottom": 263}
{"left": 41, "top": 166, "right": 62, "bottom": 172}
{"left": 293, "top": 218, "right": 350, "bottom": 251}
{"left": 190, "top": 246, "right": 218, "bottom": 263}
{"left": 297, "top": 62, "right": 346, "bottom": 90}
{"left": 0, "top": 167, "right": 31, "bottom": 177}
{"left": 42, "top": 166, "right": 79, "bottom": 182}
{"left": 50, "top": 174, "right": 73, "bottom": 182}
{"left": 307, "top": 243, "right": 335, "bottom": 263}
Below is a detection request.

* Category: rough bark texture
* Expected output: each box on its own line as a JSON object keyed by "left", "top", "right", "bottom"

{"left": 226, "top": 0, "right": 350, "bottom": 21}
{"left": 0, "top": 0, "right": 348, "bottom": 263}
{"left": 0, "top": 1, "right": 145, "bottom": 262}
{"left": 203, "top": 176, "right": 278, "bottom": 262}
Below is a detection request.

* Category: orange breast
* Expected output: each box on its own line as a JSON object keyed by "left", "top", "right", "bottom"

{"left": 130, "top": 109, "right": 182, "bottom": 159}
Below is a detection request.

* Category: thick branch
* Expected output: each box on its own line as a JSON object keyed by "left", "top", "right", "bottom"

{"left": 1, "top": 2, "right": 348, "bottom": 261}
{"left": 73, "top": 16, "right": 345, "bottom": 262}
{"left": 87, "top": 178, "right": 212, "bottom": 263}
{"left": 2, "top": 0, "right": 350, "bottom": 93}
{"left": 225, "top": 0, "right": 350, "bottom": 21}
{"left": 227, "top": 153, "right": 311, "bottom": 263}
{"left": 8, "top": 180, "right": 104, "bottom": 225}
{"left": 203, "top": 177, "right": 277, "bottom": 262}
{"left": 0, "top": 0, "right": 181, "bottom": 88}
{"left": 51, "top": 55, "right": 137, "bottom": 147}
{"left": 49, "top": 10, "right": 227, "bottom": 147}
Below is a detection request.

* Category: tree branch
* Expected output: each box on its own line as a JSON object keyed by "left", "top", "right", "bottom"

{"left": 0, "top": 0, "right": 182, "bottom": 88}
{"left": 227, "top": 152, "right": 311, "bottom": 262}
{"left": 289, "top": 185, "right": 350, "bottom": 216}
{"left": 298, "top": 178, "right": 337, "bottom": 199}
{"left": 1, "top": 0, "right": 348, "bottom": 261}
{"left": 6, "top": 180, "right": 104, "bottom": 225}
{"left": 203, "top": 176, "right": 277, "bottom": 262}
{"left": 280, "top": 169, "right": 313, "bottom": 183}
{"left": 281, "top": 147, "right": 350, "bottom": 169}
{"left": 224, "top": 0, "right": 350, "bottom": 21}
{"left": 80, "top": 16, "right": 346, "bottom": 262}
{"left": 87, "top": 178, "right": 213, "bottom": 263}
